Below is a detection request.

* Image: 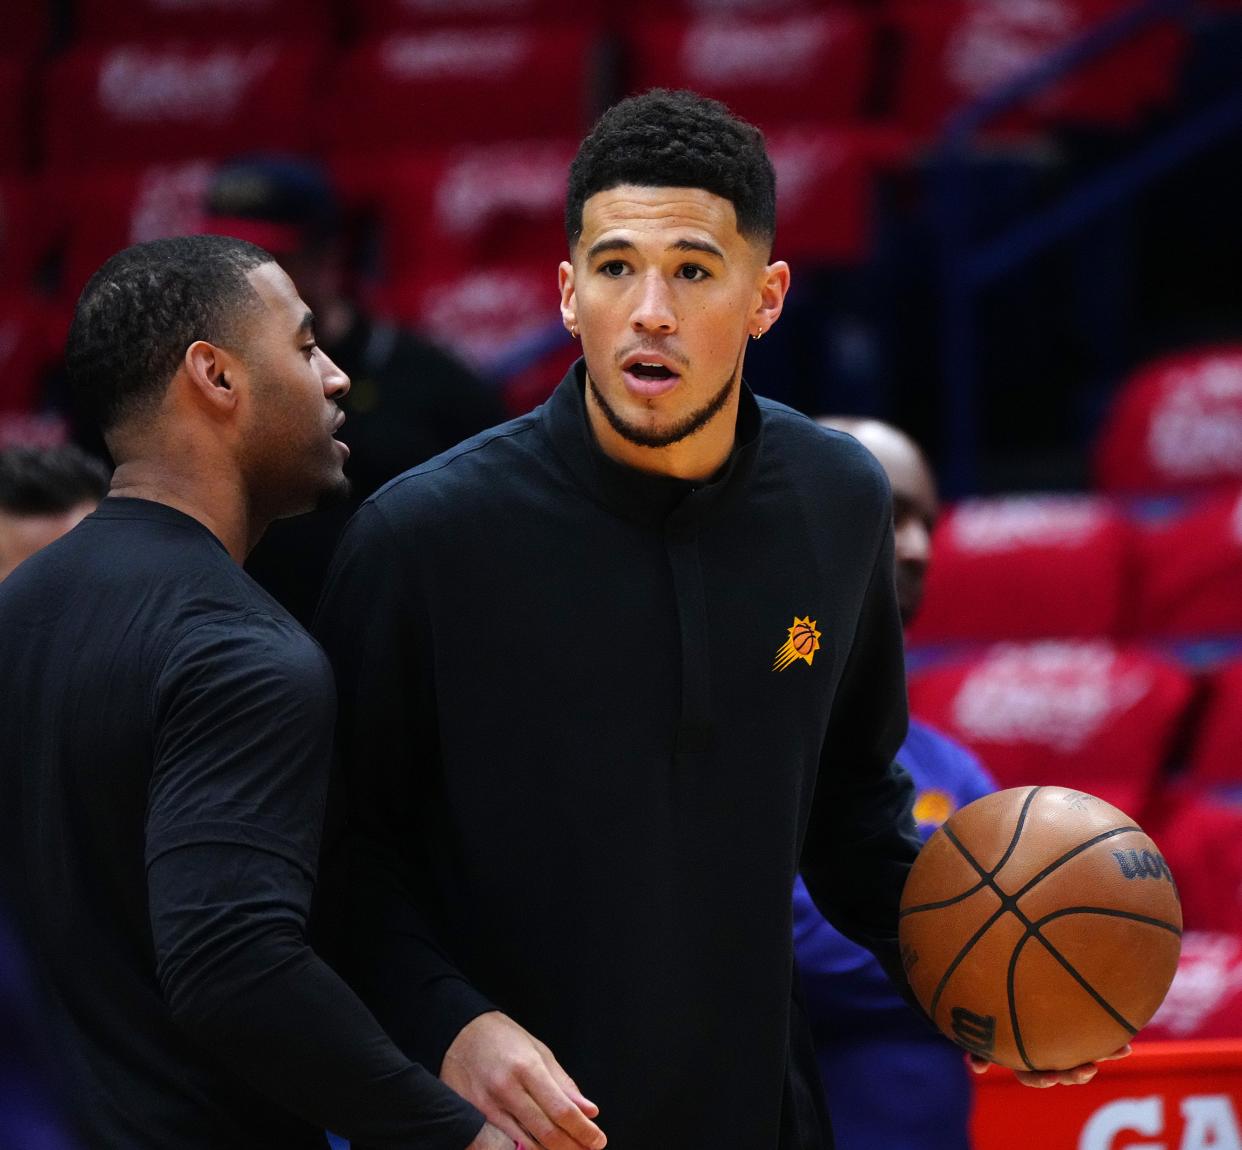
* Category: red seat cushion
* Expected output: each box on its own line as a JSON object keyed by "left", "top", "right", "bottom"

{"left": 907, "top": 495, "right": 1132, "bottom": 643}
{"left": 45, "top": 43, "right": 324, "bottom": 171}
{"left": 0, "top": 57, "right": 35, "bottom": 173}
{"left": 908, "top": 640, "right": 1194, "bottom": 818}
{"left": 0, "top": 296, "right": 61, "bottom": 414}
{"left": 1141, "top": 931, "right": 1242, "bottom": 1040}
{"left": 329, "top": 28, "right": 596, "bottom": 152}
{"left": 1188, "top": 659, "right": 1242, "bottom": 786}
{"left": 1095, "top": 346, "right": 1242, "bottom": 495}
{"left": 72, "top": 0, "right": 333, "bottom": 42}
{"left": 352, "top": 0, "right": 599, "bottom": 32}
{"left": 887, "top": 0, "right": 1185, "bottom": 139}
{"left": 1131, "top": 489, "right": 1242, "bottom": 639}
{"left": 0, "top": 175, "right": 59, "bottom": 291}
{"left": 625, "top": 12, "right": 873, "bottom": 130}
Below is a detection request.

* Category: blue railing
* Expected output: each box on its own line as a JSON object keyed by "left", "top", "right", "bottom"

{"left": 935, "top": 0, "right": 1242, "bottom": 496}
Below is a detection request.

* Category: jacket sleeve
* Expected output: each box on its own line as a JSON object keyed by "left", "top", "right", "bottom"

{"left": 313, "top": 500, "right": 497, "bottom": 1074}
{"left": 147, "top": 616, "right": 485, "bottom": 1149}
{"left": 798, "top": 492, "right": 922, "bottom": 998}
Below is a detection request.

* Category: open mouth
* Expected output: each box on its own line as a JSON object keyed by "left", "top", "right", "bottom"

{"left": 629, "top": 362, "right": 678, "bottom": 382}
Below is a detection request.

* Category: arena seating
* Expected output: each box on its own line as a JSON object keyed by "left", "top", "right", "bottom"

{"left": 1143, "top": 931, "right": 1242, "bottom": 1040}
{"left": 1186, "top": 658, "right": 1242, "bottom": 790}
{"left": 906, "top": 495, "right": 1133, "bottom": 644}
{"left": 624, "top": 11, "right": 874, "bottom": 130}
{"left": 0, "top": 57, "right": 34, "bottom": 173}
{"left": 886, "top": 0, "right": 1186, "bottom": 138}
{"left": 327, "top": 27, "right": 597, "bottom": 152}
{"left": 1130, "top": 488, "right": 1242, "bottom": 639}
{"left": 0, "top": 176, "right": 55, "bottom": 290}
{"left": 0, "top": 297, "right": 62, "bottom": 417}
{"left": 907, "top": 640, "right": 1195, "bottom": 818}
{"left": 1094, "top": 346, "right": 1242, "bottom": 495}
{"left": 71, "top": 0, "right": 335, "bottom": 43}
{"left": 44, "top": 42, "right": 325, "bottom": 171}
{"left": 350, "top": 0, "right": 600, "bottom": 32}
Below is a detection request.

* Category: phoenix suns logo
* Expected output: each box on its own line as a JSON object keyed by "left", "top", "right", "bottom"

{"left": 773, "top": 616, "right": 821, "bottom": 671}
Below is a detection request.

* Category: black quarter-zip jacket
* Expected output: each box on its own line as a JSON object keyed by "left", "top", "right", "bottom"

{"left": 315, "top": 363, "right": 921, "bottom": 1150}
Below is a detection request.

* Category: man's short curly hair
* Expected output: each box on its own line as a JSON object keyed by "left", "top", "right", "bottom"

{"left": 66, "top": 234, "right": 272, "bottom": 434}
{"left": 565, "top": 89, "right": 776, "bottom": 251}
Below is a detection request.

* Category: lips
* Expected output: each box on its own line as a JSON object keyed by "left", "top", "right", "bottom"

{"left": 621, "top": 354, "right": 682, "bottom": 399}
{"left": 330, "top": 410, "right": 350, "bottom": 457}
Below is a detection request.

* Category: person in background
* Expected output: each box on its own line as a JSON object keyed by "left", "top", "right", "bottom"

{"left": 796, "top": 417, "right": 996, "bottom": 1150}
{"left": 0, "top": 444, "right": 110, "bottom": 580}
{"left": 204, "top": 155, "right": 506, "bottom": 624}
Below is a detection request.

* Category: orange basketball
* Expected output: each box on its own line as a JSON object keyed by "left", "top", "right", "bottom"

{"left": 898, "top": 786, "right": 1182, "bottom": 1072}
{"left": 792, "top": 623, "right": 818, "bottom": 655}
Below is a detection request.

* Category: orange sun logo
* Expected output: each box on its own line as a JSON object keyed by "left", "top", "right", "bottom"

{"left": 773, "top": 616, "right": 821, "bottom": 671}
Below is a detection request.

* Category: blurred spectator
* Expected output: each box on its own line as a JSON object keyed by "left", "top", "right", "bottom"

{"left": 204, "top": 155, "right": 506, "bottom": 623}
{"left": 793, "top": 417, "right": 996, "bottom": 1150}
{"left": 0, "top": 445, "right": 110, "bottom": 581}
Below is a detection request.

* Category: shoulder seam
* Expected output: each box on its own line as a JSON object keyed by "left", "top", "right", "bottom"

{"left": 374, "top": 419, "right": 540, "bottom": 498}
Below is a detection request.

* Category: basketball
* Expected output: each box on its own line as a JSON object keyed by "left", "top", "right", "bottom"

{"left": 898, "top": 785, "right": 1182, "bottom": 1072}
{"left": 792, "top": 623, "right": 818, "bottom": 655}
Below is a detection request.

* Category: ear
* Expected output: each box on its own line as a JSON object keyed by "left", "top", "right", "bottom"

{"left": 558, "top": 260, "right": 578, "bottom": 338}
{"left": 182, "top": 340, "right": 240, "bottom": 417}
{"left": 751, "top": 260, "right": 791, "bottom": 339}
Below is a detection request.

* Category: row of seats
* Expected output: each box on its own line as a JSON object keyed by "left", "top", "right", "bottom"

{"left": 2, "top": 1, "right": 1200, "bottom": 173}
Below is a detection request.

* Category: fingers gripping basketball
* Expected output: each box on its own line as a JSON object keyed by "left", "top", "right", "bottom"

{"left": 898, "top": 786, "right": 1182, "bottom": 1072}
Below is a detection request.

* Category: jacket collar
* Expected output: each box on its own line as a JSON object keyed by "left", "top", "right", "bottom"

{"left": 540, "top": 359, "right": 763, "bottom": 532}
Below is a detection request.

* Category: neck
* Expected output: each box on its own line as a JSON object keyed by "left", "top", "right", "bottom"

{"left": 108, "top": 459, "right": 263, "bottom": 563}
{"left": 583, "top": 378, "right": 741, "bottom": 483}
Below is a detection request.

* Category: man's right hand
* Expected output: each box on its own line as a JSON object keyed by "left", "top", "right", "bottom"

{"left": 442, "top": 1011, "right": 607, "bottom": 1150}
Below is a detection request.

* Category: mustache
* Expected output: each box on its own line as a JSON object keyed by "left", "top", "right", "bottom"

{"left": 615, "top": 342, "right": 690, "bottom": 369}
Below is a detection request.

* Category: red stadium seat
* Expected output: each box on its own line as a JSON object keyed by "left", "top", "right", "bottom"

{"left": 335, "top": 140, "right": 577, "bottom": 283}
{"left": 328, "top": 28, "right": 597, "bottom": 153}
{"left": 381, "top": 262, "right": 564, "bottom": 373}
{"left": 906, "top": 495, "right": 1133, "bottom": 644}
{"left": 1144, "top": 787, "right": 1242, "bottom": 935}
{"left": 625, "top": 12, "right": 873, "bottom": 131}
{"left": 0, "top": 57, "right": 35, "bottom": 173}
{"left": 57, "top": 161, "right": 219, "bottom": 306}
{"left": 352, "top": 0, "right": 600, "bottom": 32}
{"left": 1130, "top": 489, "right": 1242, "bottom": 640}
{"left": 1095, "top": 346, "right": 1242, "bottom": 495}
{"left": 9, "top": 0, "right": 49, "bottom": 57}
{"left": 72, "top": 0, "right": 333, "bottom": 42}
{"left": 0, "top": 297, "right": 61, "bottom": 415}
{"left": 1142, "top": 931, "right": 1242, "bottom": 1040}
{"left": 0, "top": 176, "right": 59, "bottom": 291}
{"left": 1187, "top": 659, "right": 1242, "bottom": 787}
{"left": 45, "top": 43, "right": 323, "bottom": 171}
{"left": 887, "top": 0, "right": 1185, "bottom": 139}
{"left": 908, "top": 640, "right": 1194, "bottom": 817}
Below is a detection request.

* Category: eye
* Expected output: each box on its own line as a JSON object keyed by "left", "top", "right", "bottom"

{"left": 302, "top": 342, "right": 318, "bottom": 359}
{"left": 678, "top": 264, "right": 711, "bottom": 282}
{"left": 598, "top": 260, "right": 628, "bottom": 278}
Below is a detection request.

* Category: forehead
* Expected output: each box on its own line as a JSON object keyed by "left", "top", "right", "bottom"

{"left": 578, "top": 184, "right": 743, "bottom": 249}
{"left": 245, "top": 260, "right": 305, "bottom": 325}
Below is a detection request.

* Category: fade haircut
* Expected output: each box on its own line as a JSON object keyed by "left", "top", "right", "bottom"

{"left": 65, "top": 234, "right": 272, "bottom": 433}
{"left": 0, "top": 445, "right": 111, "bottom": 515}
{"left": 565, "top": 88, "right": 777, "bottom": 252}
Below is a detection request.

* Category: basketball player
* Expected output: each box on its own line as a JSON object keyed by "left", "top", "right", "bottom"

{"left": 0, "top": 237, "right": 512, "bottom": 1149}
{"left": 315, "top": 89, "right": 921, "bottom": 1150}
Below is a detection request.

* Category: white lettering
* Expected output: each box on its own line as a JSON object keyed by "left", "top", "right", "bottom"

{"left": 381, "top": 31, "right": 528, "bottom": 81}
{"left": 1180, "top": 1096, "right": 1242, "bottom": 1150}
{"left": 1079, "top": 1096, "right": 1164, "bottom": 1150}
{"left": 950, "top": 496, "right": 1111, "bottom": 552}
{"left": 434, "top": 144, "right": 567, "bottom": 236}
{"left": 681, "top": 16, "right": 834, "bottom": 85}
{"left": 1147, "top": 356, "right": 1242, "bottom": 481}
{"left": 98, "top": 47, "right": 274, "bottom": 124}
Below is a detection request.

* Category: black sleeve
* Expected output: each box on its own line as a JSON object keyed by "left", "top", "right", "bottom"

{"left": 799, "top": 498, "right": 923, "bottom": 997}
{"left": 146, "top": 615, "right": 485, "bottom": 1150}
{"left": 314, "top": 502, "right": 497, "bottom": 1073}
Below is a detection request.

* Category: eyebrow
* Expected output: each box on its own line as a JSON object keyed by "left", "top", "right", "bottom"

{"left": 584, "top": 237, "right": 726, "bottom": 262}
{"left": 297, "top": 310, "right": 316, "bottom": 337}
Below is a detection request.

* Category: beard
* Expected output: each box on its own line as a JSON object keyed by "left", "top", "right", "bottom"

{"left": 586, "top": 357, "right": 741, "bottom": 450}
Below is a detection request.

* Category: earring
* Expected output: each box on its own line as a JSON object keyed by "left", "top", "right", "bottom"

{"left": 751, "top": 327, "right": 764, "bottom": 341}
{"left": 569, "top": 324, "right": 579, "bottom": 340}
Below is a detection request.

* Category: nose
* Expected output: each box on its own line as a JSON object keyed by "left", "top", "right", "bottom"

{"left": 630, "top": 270, "right": 677, "bottom": 335}
{"left": 320, "top": 349, "right": 350, "bottom": 400}
{"left": 894, "top": 516, "right": 931, "bottom": 568}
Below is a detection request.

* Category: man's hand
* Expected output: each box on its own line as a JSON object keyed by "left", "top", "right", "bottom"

{"left": 442, "top": 1012, "right": 607, "bottom": 1150}
{"left": 467, "top": 1122, "right": 518, "bottom": 1149}
{"left": 967, "top": 1044, "right": 1132, "bottom": 1087}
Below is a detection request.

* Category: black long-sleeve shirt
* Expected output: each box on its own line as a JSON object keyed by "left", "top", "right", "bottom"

{"left": 0, "top": 498, "right": 485, "bottom": 1150}
{"left": 315, "top": 365, "right": 921, "bottom": 1149}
